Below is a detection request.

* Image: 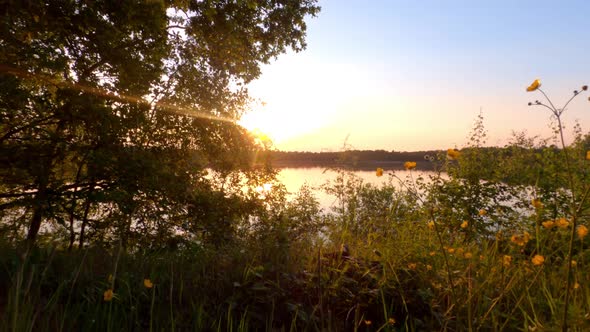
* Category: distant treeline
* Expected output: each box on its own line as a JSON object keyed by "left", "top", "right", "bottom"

{"left": 267, "top": 149, "right": 443, "bottom": 170}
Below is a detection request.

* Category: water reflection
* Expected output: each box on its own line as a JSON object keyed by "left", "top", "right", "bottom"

{"left": 277, "top": 167, "right": 438, "bottom": 210}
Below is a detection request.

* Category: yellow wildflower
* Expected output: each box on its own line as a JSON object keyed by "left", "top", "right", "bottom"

{"left": 144, "top": 279, "right": 153, "bottom": 289}
{"left": 464, "top": 252, "right": 473, "bottom": 259}
{"left": 510, "top": 236, "right": 523, "bottom": 245}
{"left": 503, "top": 255, "right": 512, "bottom": 267}
{"left": 456, "top": 248, "right": 464, "bottom": 255}
{"left": 407, "top": 263, "right": 417, "bottom": 270}
{"left": 376, "top": 167, "right": 384, "bottom": 177}
{"left": 510, "top": 232, "right": 531, "bottom": 246}
{"left": 526, "top": 79, "right": 541, "bottom": 92}
{"left": 429, "top": 251, "right": 436, "bottom": 256}
{"left": 574, "top": 282, "right": 580, "bottom": 290}
{"left": 478, "top": 209, "right": 487, "bottom": 216}
{"left": 571, "top": 260, "right": 577, "bottom": 267}
{"left": 104, "top": 289, "right": 114, "bottom": 302}
{"left": 532, "top": 255, "right": 545, "bottom": 266}
{"left": 404, "top": 161, "right": 417, "bottom": 170}
{"left": 447, "top": 148, "right": 461, "bottom": 160}
{"left": 531, "top": 198, "right": 543, "bottom": 209}
{"left": 426, "top": 264, "right": 433, "bottom": 271}
{"left": 388, "top": 318, "right": 396, "bottom": 325}
{"left": 447, "top": 247, "right": 455, "bottom": 254}
{"left": 461, "top": 220, "right": 468, "bottom": 229}
{"left": 542, "top": 220, "right": 554, "bottom": 229}
{"left": 556, "top": 217, "right": 569, "bottom": 228}
{"left": 427, "top": 220, "right": 435, "bottom": 230}
{"left": 586, "top": 151, "right": 590, "bottom": 160}
{"left": 364, "top": 320, "right": 372, "bottom": 326}
{"left": 577, "top": 225, "right": 588, "bottom": 239}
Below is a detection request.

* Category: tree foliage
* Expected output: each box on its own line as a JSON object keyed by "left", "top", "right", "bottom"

{"left": 0, "top": 0, "right": 320, "bottom": 248}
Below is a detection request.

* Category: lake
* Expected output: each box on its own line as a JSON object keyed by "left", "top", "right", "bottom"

{"left": 276, "top": 167, "right": 438, "bottom": 210}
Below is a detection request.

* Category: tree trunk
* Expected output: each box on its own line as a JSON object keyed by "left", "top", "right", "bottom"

{"left": 67, "top": 202, "right": 77, "bottom": 251}
{"left": 78, "top": 197, "right": 92, "bottom": 249}
{"left": 26, "top": 186, "right": 47, "bottom": 246}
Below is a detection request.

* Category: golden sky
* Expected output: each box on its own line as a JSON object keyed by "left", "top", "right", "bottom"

{"left": 240, "top": 0, "right": 590, "bottom": 152}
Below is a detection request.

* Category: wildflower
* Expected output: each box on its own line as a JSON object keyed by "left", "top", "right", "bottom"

{"left": 532, "top": 255, "right": 545, "bottom": 266}
{"left": 447, "top": 247, "right": 455, "bottom": 254}
{"left": 429, "top": 251, "right": 436, "bottom": 256}
{"left": 586, "top": 151, "right": 590, "bottom": 160}
{"left": 542, "top": 220, "right": 554, "bottom": 229}
{"left": 556, "top": 217, "right": 569, "bottom": 228}
{"left": 577, "top": 225, "right": 588, "bottom": 239}
{"left": 478, "top": 209, "right": 487, "bottom": 216}
{"left": 376, "top": 167, "right": 384, "bottom": 177}
{"left": 104, "top": 289, "right": 114, "bottom": 302}
{"left": 510, "top": 234, "right": 524, "bottom": 245}
{"left": 574, "top": 282, "right": 580, "bottom": 290}
{"left": 144, "top": 279, "right": 153, "bottom": 289}
{"left": 503, "top": 255, "right": 512, "bottom": 267}
{"left": 464, "top": 252, "right": 473, "bottom": 259}
{"left": 524, "top": 231, "right": 531, "bottom": 241}
{"left": 427, "top": 220, "right": 435, "bottom": 230}
{"left": 388, "top": 317, "right": 396, "bottom": 325}
{"left": 511, "top": 232, "right": 531, "bottom": 246}
{"left": 531, "top": 198, "right": 543, "bottom": 209}
{"left": 571, "top": 260, "right": 577, "bottom": 267}
{"left": 407, "top": 263, "right": 417, "bottom": 270}
{"left": 426, "top": 264, "right": 433, "bottom": 271}
{"left": 461, "top": 220, "right": 468, "bottom": 229}
{"left": 364, "top": 320, "right": 372, "bottom": 326}
{"left": 526, "top": 79, "right": 541, "bottom": 92}
{"left": 447, "top": 148, "right": 461, "bottom": 160}
{"left": 404, "top": 161, "right": 417, "bottom": 170}
{"left": 456, "top": 248, "right": 464, "bottom": 255}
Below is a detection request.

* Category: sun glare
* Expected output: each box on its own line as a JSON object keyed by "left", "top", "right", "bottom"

{"left": 239, "top": 102, "right": 323, "bottom": 144}
{"left": 238, "top": 55, "right": 370, "bottom": 148}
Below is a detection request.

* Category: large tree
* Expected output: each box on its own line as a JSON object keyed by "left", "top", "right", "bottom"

{"left": 0, "top": 0, "right": 319, "bottom": 247}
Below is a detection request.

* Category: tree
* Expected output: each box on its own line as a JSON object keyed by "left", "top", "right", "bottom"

{"left": 0, "top": 0, "right": 320, "bottom": 247}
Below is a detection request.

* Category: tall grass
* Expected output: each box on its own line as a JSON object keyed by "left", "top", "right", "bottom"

{"left": 1, "top": 80, "right": 590, "bottom": 331}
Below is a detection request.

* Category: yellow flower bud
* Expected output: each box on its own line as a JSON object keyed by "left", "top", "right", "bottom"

{"left": 526, "top": 79, "right": 541, "bottom": 92}
{"left": 532, "top": 255, "right": 545, "bottom": 266}
{"left": 376, "top": 167, "right": 384, "bottom": 177}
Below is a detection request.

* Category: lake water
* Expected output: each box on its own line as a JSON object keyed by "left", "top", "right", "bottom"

{"left": 276, "top": 167, "right": 437, "bottom": 210}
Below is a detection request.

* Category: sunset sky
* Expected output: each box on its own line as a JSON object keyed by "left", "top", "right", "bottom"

{"left": 239, "top": 0, "right": 590, "bottom": 152}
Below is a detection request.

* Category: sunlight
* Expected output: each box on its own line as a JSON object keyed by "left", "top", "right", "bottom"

{"left": 239, "top": 101, "right": 324, "bottom": 144}
{"left": 238, "top": 54, "right": 372, "bottom": 146}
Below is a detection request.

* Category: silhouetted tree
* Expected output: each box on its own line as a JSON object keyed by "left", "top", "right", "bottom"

{"left": 0, "top": 0, "right": 320, "bottom": 247}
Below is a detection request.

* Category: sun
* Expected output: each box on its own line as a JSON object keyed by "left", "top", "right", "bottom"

{"left": 239, "top": 101, "right": 324, "bottom": 146}
{"left": 237, "top": 54, "right": 365, "bottom": 147}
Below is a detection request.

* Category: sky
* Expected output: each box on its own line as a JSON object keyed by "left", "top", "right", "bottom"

{"left": 239, "top": 0, "right": 590, "bottom": 152}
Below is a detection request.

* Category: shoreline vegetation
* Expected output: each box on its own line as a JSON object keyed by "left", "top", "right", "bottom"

{"left": 267, "top": 150, "right": 441, "bottom": 170}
